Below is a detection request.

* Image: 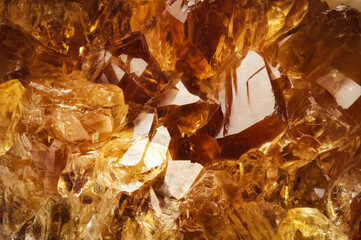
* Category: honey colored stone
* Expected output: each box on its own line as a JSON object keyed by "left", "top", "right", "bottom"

{"left": 178, "top": 169, "right": 279, "bottom": 239}
{"left": 325, "top": 162, "right": 361, "bottom": 236}
{"left": 275, "top": 4, "right": 361, "bottom": 111}
{"left": 25, "top": 72, "right": 128, "bottom": 145}
{"left": 0, "top": 80, "right": 24, "bottom": 155}
{"left": 90, "top": 33, "right": 169, "bottom": 105}
{"left": 1, "top": 0, "right": 88, "bottom": 58}
{"left": 164, "top": 161, "right": 203, "bottom": 199}
{"left": 277, "top": 208, "right": 348, "bottom": 240}
{"left": 95, "top": 123, "right": 171, "bottom": 193}
{"left": 19, "top": 72, "right": 128, "bottom": 198}
{"left": 1, "top": 0, "right": 361, "bottom": 239}
{"left": 0, "top": 154, "right": 44, "bottom": 235}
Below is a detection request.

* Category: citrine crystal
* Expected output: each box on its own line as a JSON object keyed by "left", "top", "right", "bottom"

{"left": 0, "top": 80, "right": 24, "bottom": 155}
{"left": 1, "top": 0, "right": 361, "bottom": 239}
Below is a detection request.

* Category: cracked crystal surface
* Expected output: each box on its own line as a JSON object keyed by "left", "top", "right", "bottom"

{"left": 1, "top": 0, "right": 361, "bottom": 239}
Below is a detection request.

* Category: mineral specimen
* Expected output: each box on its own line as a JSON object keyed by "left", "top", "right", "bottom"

{"left": 0, "top": 0, "right": 361, "bottom": 239}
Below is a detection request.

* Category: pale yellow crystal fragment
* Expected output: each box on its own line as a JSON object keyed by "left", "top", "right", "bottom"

{"left": 0, "top": 80, "right": 24, "bottom": 155}
{"left": 277, "top": 208, "right": 348, "bottom": 240}
{"left": 267, "top": 0, "right": 294, "bottom": 38}
{"left": 164, "top": 160, "right": 203, "bottom": 199}
{"left": 26, "top": 72, "right": 128, "bottom": 145}
{"left": 326, "top": 163, "right": 361, "bottom": 235}
{"left": 0, "top": 155, "right": 43, "bottom": 235}
{"left": 95, "top": 126, "right": 171, "bottom": 193}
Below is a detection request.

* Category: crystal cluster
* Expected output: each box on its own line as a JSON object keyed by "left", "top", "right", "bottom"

{"left": 0, "top": 0, "right": 361, "bottom": 239}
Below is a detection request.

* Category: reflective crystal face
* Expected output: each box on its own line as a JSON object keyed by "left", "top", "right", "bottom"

{"left": 0, "top": 0, "right": 361, "bottom": 239}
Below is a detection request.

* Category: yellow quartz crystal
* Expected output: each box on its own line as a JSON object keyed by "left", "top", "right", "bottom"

{"left": 0, "top": 80, "right": 24, "bottom": 155}
{"left": 0, "top": 0, "right": 361, "bottom": 239}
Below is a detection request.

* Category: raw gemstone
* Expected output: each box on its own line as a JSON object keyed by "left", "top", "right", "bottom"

{"left": 277, "top": 208, "right": 348, "bottom": 239}
{"left": 0, "top": 0, "right": 361, "bottom": 239}
{"left": 0, "top": 80, "right": 24, "bottom": 155}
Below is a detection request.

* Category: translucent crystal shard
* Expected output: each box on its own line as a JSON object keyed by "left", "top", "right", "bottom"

{"left": 95, "top": 118, "right": 171, "bottom": 192}
{"left": 350, "top": 192, "right": 361, "bottom": 239}
{"left": 25, "top": 72, "right": 128, "bottom": 145}
{"left": 277, "top": 208, "right": 348, "bottom": 239}
{"left": 90, "top": 32, "right": 169, "bottom": 105}
{"left": 275, "top": 4, "right": 361, "bottom": 111}
{"left": 1, "top": 0, "right": 87, "bottom": 57}
{"left": 164, "top": 160, "right": 203, "bottom": 199}
{"left": 0, "top": 154, "right": 43, "bottom": 235}
{"left": 316, "top": 69, "right": 361, "bottom": 109}
{"left": 217, "top": 51, "right": 281, "bottom": 136}
{"left": 19, "top": 72, "right": 128, "bottom": 198}
{"left": 2, "top": 0, "right": 361, "bottom": 239}
{"left": 325, "top": 162, "right": 361, "bottom": 236}
{"left": 0, "top": 22, "right": 75, "bottom": 82}
{"left": 0, "top": 80, "right": 24, "bottom": 155}
{"left": 178, "top": 168, "right": 278, "bottom": 239}
{"left": 216, "top": 52, "right": 287, "bottom": 158}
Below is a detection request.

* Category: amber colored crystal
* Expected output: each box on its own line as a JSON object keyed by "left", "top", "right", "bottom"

{"left": 0, "top": 80, "right": 24, "bottom": 155}
{"left": 1, "top": 0, "right": 361, "bottom": 239}
{"left": 277, "top": 208, "right": 348, "bottom": 239}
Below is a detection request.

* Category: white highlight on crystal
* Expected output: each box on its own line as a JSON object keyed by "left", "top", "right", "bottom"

{"left": 172, "top": 81, "right": 200, "bottom": 105}
{"left": 158, "top": 80, "right": 201, "bottom": 107}
{"left": 314, "top": 188, "right": 325, "bottom": 198}
{"left": 133, "top": 112, "right": 154, "bottom": 137}
{"left": 105, "top": 51, "right": 112, "bottom": 63}
{"left": 130, "top": 58, "right": 148, "bottom": 77}
{"left": 166, "top": 0, "right": 189, "bottom": 23}
{"left": 218, "top": 51, "right": 276, "bottom": 137}
{"left": 165, "top": 160, "right": 203, "bottom": 199}
{"left": 112, "top": 63, "right": 125, "bottom": 83}
{"left": 316, "top": 69, "right": 361, "bottom": 109}
{"left": 143, "top": 142, "right": 168, "bottom": 169}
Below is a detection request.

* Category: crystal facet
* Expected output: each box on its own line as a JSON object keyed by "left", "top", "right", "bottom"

{"left": 1, "top": 0, "right": 361, "bottom": 239}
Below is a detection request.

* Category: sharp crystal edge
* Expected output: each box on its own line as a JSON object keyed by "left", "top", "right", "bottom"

{"left": 0, "top": 0, "right": 361, "bottom": 239}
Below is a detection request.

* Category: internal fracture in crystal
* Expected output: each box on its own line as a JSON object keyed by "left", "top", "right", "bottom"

{"left": 0, "top": 0, "right": 361, "bottom": 239}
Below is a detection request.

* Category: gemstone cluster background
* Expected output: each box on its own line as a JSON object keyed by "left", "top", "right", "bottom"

{"left": 0, "top": 0, "right": 361, "bottom": 239}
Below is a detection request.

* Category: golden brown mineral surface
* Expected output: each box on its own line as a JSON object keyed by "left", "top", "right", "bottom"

{"left": 1, "top": 0, "right": 361, "bottom": 239}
